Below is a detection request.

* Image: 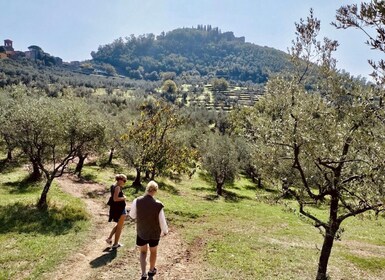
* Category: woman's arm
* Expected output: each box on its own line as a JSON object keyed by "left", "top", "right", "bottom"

{"left": 113, "top": 186, "right": 125, "bottom": 202}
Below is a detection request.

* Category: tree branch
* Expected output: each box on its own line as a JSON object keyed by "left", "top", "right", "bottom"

{"left": 338, "top": 203, "right": 383, "bottom": 223}
{"left": 289, "top": 189, "right": 328, "bottom": 229}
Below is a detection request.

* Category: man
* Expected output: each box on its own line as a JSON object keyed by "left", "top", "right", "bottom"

{"left": 129, "top": 180, "right": 168, "bottom": 280}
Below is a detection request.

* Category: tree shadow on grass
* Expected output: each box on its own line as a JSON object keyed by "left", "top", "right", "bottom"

{"left": 126, "top": 181, "right": 180, "bottom": 196}
{"left": 0, "top": 202, "right": 88, "bottom": 235}
{"left": 98, "top": 162, "right": 125, "bottom": 174}
{"left": 204, "top": 189, "right": 251, "bottom": 203}
{"left": 4, "top": 176, "right": 42, "bottom": 194}
{"left": 244, "top": 183, "right": 259, "bottom": 191}
{"left": 0, "top": 159, "right": 14, "bottom": 173}
{"left": 89, "top": 249, "right": 117, "bottom": 268}
{"left": 0, "top": 157, "right": 25, "bottom": 174}
{"left": 126, "top": 183, "right": 146, "bottom": 195}
{"left": 223, "top": 189, "right": 251, "bottom": 202}
{"left": 239, "top": 179, "right": 282, "bottom": 196}
{"left": 191, "top": 185, "right": 212, "bottom": 192}
{"left": 158, "top": 181, "right": 180, "bottom": 195}
{"left": 259, "top": 186, "right": 280, "bottom": 194}
{"left": 193, "top": 182, "right": 251, "bottom": 202}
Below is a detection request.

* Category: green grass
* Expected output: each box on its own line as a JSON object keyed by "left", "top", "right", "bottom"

{"left": 343, "top": 254, "right": 385, "bottom": 270}
{"left": 1, "top": 158, "right": 385, "bottom": 280}
{"left": 0, "top": 165, "right": 90, "bottom": 280}
{"left": 152, "top": 173, "right": 385, "bottom": 279}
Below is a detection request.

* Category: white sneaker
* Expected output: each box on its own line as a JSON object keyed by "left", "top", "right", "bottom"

{"left": 112, "top": 243, "right": 123, "bottom": 249}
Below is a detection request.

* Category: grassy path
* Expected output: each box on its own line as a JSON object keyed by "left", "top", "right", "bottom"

{"left": 43, "top": 175, "right": 203, "bottom": 280}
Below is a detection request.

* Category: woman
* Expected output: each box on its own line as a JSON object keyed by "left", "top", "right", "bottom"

{"left": 106, "top": 174, "right": 127, "bottom": 249}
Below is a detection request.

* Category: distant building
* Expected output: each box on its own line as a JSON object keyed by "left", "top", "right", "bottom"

{"left": 4, "top": 39, "right": 14, "bottom": 51}
{"left": 0, "top": 39, "right": 15, "bottom": 58}
{"left": 0, "top": 39, "right": 63, "bottom": 64}
{"left": 25, "top": 49, "right": 38, "bottom": 60}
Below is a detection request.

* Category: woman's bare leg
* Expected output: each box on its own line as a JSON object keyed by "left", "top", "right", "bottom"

{"left": 113, "top": 214, "right": 126, "bottom": 245}
{"left": 107, "top": 225, "right": 117, "bottom": 240}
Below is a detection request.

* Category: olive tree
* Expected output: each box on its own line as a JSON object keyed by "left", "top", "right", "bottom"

{"left": 334, "top": 0, "right": 385, "bottom": 85}
{"left": 118, "top": 100, "right": 197, "bottom": 187}
{"left": 228, "top": 107, "right": 276, "bottom": 188}
{"left": 161, "top": 79, "right": 177, "bottom": 94}
{"left": 199, "top": 132, "right": 240, "bottom": 196}
{"left": 262, "top": 75, "right": 385, "bottom": 279}
{"left": 211, "top": 78, "right": 229, "bottom": 92}
{"left": 0, "top": 90, "right": 16, "bottom": 161}
{"left": 8, "top": 97, "right": 105, "bottom": 209}
{"left": 161, "top": 79, "right": 178, "bottom": 102}
{"left": 231, "top": 10, "right": 385, "bottom": 280}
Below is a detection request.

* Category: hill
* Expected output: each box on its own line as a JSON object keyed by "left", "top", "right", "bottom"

{"left": 90, "top": 25, "right": 294, "bottom": 83}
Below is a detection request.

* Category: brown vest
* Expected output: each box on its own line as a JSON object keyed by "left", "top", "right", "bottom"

{"left": 136, "top": 195, "right": 164, "bottom": 240}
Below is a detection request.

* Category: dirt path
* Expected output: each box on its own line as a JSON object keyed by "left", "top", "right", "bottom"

{"left": 44, "top": 174, "right": 203, "bottom": 280}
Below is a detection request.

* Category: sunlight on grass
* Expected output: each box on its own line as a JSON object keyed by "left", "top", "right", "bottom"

{"left": 153, "top": 171, "right": 385, "bottom": 279}
{"left": 0, "top": 167, "right": 91, "bottom": 279}
{"left": 343, "top": 254, "right": 385, "bottom": 271}
{"left": 2, "top": 162, "right": 385, "bottom": 279}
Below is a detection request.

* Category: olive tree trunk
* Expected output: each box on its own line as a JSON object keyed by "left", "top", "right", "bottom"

{"left": 75, "top": 153, "right": 88, "bottom": 177}
{"left": 37, "top": 177, "right": 54, "bottom": 210}
{"left": 316, "top": 196, "right": 340, "bottom": 280}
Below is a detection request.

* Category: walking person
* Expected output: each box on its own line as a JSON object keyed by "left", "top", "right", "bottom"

{"left": 129, "top": 180, "right": 168, "bottom": 280}
{"left": 106, "top": 174, "right": 127, "bottom": 249}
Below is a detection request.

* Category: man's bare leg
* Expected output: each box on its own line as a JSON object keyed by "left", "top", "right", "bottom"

{"left": 139, "top": 245, "right": 148, "bottom": 276}
{"left": 149, "top": 246, "right": 158, "bottom": 274}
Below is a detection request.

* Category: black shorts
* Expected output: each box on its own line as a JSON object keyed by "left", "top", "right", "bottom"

{"left": 136, "top": 235, "right": 160, "bottom": 247}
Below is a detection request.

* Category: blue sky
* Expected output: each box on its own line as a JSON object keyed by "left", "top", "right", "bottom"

{"left": 1, "top": 0, "right": 381, "bottom": 79}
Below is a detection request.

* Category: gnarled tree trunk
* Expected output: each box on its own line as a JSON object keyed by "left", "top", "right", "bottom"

{"left": 132, "top": 168, "right": 141, "bottom": 187}
{"left": 37, "top": 177, "right": 54, "bottom": 210}
{"left": 75, "top": 153, "right": 88, "bottom": 177}
{"left": 145, "top": 170, "right": 151, "bottom": 180}
{"left": 6, "top": 148, "right": 12, "bottom": 161}
{"left": 30, "top": 160, "right": 42, "bottom": 181}
{"left": 216, "top": 181, "right": 224, "bottom": 196}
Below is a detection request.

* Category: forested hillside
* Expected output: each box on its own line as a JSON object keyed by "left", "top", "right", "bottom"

{"left": 91, "top": 25, "right": 293, "bottom": 83}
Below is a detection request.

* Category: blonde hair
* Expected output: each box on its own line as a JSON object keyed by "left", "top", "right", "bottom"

{"left": 115, "top": 174, "right": 127, "bottom": 181}
{"left": 146, "top": 180, "right": 159, "bottom": 193}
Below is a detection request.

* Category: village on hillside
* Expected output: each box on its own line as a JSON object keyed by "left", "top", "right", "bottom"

{"left": 0, "top": 39, "right": 62, "bottom": 65}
